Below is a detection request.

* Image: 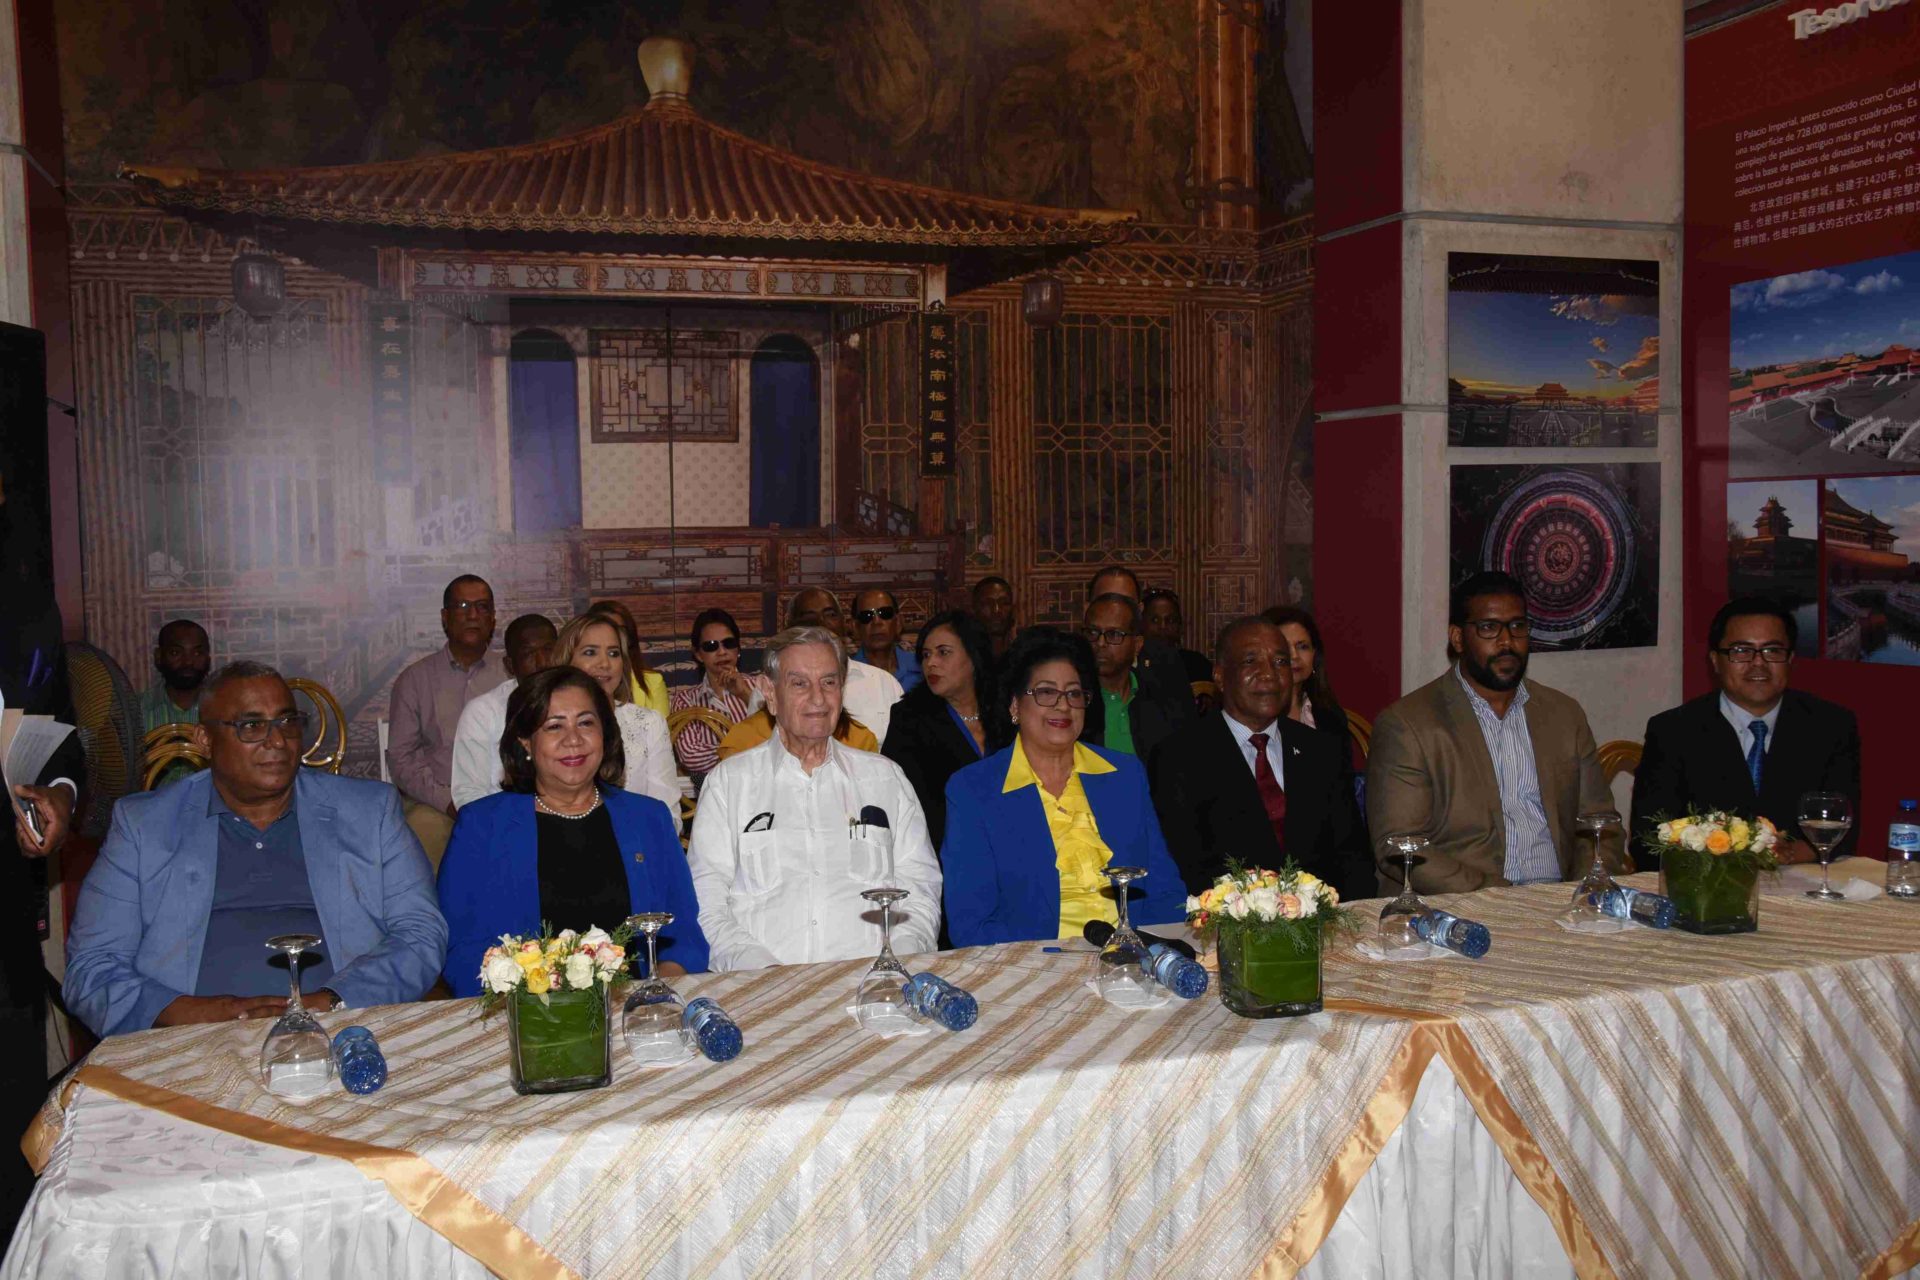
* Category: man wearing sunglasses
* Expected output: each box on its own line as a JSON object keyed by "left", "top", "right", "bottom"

{"left": 1366, "top": 570, "right": 1618, "bottom": 894}
{"left": 848, "top": 588, "right": 922, "bottom": 693}
{"left": 65, "top": 662, "right": 446, "bottom": 1038}
{"left": 1629, "top": 597, "right": 1855, "bottom": 868}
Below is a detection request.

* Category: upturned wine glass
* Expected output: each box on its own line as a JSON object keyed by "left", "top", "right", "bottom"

{"left": 1798, "top": 791, "right": 1853, "bottom": 901}
{"left": 622, "top": 912, "right": 691, "bottom": 1065}
{"left": 1377, "top": 834, "right": 1430, "bottom": 954}
{"left": 852, "top": 888, "right": 917, "bottom": 1030}
{"left": 259, "top": 933, "right": 335, "bottom": 1100}
{"left": 1561, "top": 810, "right": 1625, "bottom": 925}
{"left": 1096, "top": 866, "right": 1153, "bottom": 1002}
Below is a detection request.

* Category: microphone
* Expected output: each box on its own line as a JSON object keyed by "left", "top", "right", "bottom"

{"left": 1082, "top": 918, "right": 1196, "bottom": 961}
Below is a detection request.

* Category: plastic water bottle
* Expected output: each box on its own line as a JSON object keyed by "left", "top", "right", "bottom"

{"left": 332, "top": 1025, "right": 388, "bottom": 1095}
{"left": 902, "top": 973, "right": 979, "bottom": 1031}
{"left": 1889, "top": 799, "right": 1920, "bottom": 899}
{"left": 683, "top": 996, "right": 744, "bottom": 1062}
{"left": 1589, "top": 886, "right": 1677, "bottom": 929}
{"left": 1145, "top": 943, "right": 1209, "bottom": 999}
{"left": 1412, "top": 908, "right": 1492, "bottom": 958}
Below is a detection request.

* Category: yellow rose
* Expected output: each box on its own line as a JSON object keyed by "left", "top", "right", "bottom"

{"left": 514, "top": 950, "right": 544, "bottom": 973}
{"left": 525, "top": 966, "right": 551, "bottom": 995}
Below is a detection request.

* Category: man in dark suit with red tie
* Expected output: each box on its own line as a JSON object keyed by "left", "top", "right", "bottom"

{"left": 1630, "top": 597, "right": 1857, "bottom": 869}
{"left": 1149, "top": 616, "right": 1373, "bottom": 901}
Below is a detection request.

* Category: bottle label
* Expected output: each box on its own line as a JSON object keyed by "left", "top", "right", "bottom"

{"left": 1890, "top": 822, "right": 1920, "bottom": 855}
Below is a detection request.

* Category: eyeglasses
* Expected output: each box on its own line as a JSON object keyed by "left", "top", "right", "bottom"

{"left": 1082, "top": 625, "right": 1137, "bottom": 647}
{"left": 697, "top": 636, "right": 741, "bottom": 653}
{"left": 447, "top": 600, "right": 495, "bottom": 616}
{"left": 208, "top": 712, "right": 310, "bottom": 744}
{"left": 853, "top": 606, "right": 897, "bottom": 624}
{"left": 1023, "top": 686, "right": 1092, "bottom": 708}
{"left": 1716, "top": 644, "right": 1791, "bottom": 664}
{"left": 1466, "top": 618, "right": 1531, "bottom": 639}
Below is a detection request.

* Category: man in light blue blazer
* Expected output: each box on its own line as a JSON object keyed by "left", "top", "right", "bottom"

{"left": 65, "top": 662, "right": 447, "bottom": 1039}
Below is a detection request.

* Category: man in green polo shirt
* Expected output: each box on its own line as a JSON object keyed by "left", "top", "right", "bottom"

{"left": 1085, "top": 593, "right": 1143, "bottom": 756}
{"left": 139, "top": 619, "right": 209, "bottom": 733}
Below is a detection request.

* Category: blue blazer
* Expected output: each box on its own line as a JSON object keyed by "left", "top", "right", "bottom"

{"left": 941, "top": 744, "right": 1189, "bottom": 947}
{"left": 437, "top": 788, "right": 708, "bottom": 997}
{"left": 65, "top": 770, "right": 448, "bottom": 1038}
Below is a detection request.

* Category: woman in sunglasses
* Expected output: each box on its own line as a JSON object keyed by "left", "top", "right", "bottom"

{"left": 669, "top": 608, "right": 760, "bottom": 781}
{"left": 939, "top": 627, "right": 1186, "bottom": 947}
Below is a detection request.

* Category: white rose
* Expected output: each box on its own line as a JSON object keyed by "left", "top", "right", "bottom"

{"left": 482, "top": 953, "right": 524, "bottom": 995}
{"left": 1681, "top": 825, "right": 1709, "bottom": 851}
{"left": 563, "top": 953, "right": 597, "bottom": 990}
{"left": 1225, "top": 896, "right": 1250, "bottom": 920}
{"left": 1248, "top": 886, "right": 1281, "bottom": 919}
{"left": 579, "top": 926, "right": 611, "bottom": 949}
{"left": 1655, "top": 821, "right": 1673, "bottom": 844}
{"left": 553, "top": 929, "right": 580, "bottom": 949}
{"left": 1752, "top": 825, "right": 1775, "bottom": 852}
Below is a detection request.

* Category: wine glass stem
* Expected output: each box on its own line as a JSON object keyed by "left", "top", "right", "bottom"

{"left": 644, "top": 932, "right": 660, "bottom": 980}
{"left": 878, "top": 903, "right": 894, "bottom": 958}
{"left": 285, "top": 948, "right": 303, "bottom": 1015}
{"left": 1821, "top": 856, "right": 1833, "bottom": 894}
{"left": 1113, "top": 882, "right": 1131, "bottom": 933}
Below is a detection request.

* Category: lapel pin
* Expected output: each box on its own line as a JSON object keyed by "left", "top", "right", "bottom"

{"left": 632, "top": 851, "right": 645, "bottom": 864}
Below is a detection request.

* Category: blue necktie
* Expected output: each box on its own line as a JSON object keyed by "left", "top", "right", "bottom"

{"left": 1746, "top": 720, "right": 1768, "bottom": 794}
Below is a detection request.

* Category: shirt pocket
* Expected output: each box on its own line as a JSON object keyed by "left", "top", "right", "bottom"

{"left": 736, "top": 830, "right": 784, "bottom": 897}
{"left": 849, "top": 828, "right": 894, "bottom": 884}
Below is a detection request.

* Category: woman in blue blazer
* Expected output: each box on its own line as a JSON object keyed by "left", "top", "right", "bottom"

{"left": 941, "top": 628, "right": 1188, "bottom": 947}
{"left": 437, "top": 667, "right": 707, "bottom": 997}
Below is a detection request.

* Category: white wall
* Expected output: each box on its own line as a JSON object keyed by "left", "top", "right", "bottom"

{"left": 1396, "top": 0, "right": 1686, "bottom": 758}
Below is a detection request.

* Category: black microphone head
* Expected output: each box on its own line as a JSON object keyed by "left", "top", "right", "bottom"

{"left": 1082, "top": 918, "right": 1114, "bottom": 947}
{"left": 859, "top": 804, "right": 889, "bottom": 829}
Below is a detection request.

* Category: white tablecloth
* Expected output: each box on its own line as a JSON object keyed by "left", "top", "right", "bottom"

{"left": 9, "top": 876, "right": 1918, "bottom": 1280}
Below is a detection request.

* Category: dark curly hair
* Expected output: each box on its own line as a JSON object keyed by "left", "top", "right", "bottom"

{"left": 1000, "top": 626, "right": 1101, "bottom": 741}
{"left": 910, "top": 609, "right": 1012, "bottom": 750}
{"left": 498, "top": 667, "right": 627, "bottom": 794}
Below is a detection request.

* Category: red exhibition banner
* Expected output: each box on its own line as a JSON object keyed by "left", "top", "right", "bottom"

{"left": 1685, "top": 0, "right": 1920, "bottom": 845}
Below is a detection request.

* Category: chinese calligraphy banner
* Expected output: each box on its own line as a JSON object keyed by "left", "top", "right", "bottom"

{"left": 369, "top": 301, "right": 414, "bottom": 484}
{"left": 921, "top": 310, "right": 955, "bottom": 477}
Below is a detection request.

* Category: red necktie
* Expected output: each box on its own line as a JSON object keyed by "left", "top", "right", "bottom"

{"left": 1248, "top": 732, "right": 1287, "bottom": 852}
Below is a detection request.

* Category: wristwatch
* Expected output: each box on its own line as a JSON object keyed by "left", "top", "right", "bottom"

{"left": 321, "top": 988, "right": 346, "bottom": 1012}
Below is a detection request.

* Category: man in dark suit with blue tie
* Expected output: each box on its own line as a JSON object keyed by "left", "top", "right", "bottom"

{"left": 1630, "top": 597, "right": 1857, "bottom": 869}
{"left": 1149, "top": 616, "right": 1372, "bottom": 901}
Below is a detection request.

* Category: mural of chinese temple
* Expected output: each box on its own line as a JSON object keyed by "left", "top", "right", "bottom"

{"left": 63, "top": 11, "right": 1314, "bottom": 775}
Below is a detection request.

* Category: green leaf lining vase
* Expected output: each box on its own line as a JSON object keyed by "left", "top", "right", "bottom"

{"left": 507, "top": 985, "right": 612, "bottom": 1094}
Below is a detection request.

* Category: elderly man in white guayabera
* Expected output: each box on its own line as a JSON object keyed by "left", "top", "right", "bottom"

{"left": 688, "top": 626, "right": 942, "bottom": 971}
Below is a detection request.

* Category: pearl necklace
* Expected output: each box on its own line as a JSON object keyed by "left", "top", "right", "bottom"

{"left": 535, "top": 791, "right": 602, "bottom": 820}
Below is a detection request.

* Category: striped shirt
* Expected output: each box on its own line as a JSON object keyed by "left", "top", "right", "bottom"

{"left": 669, "top": 681, "right": 754, "bottom": 778}
{"left": 1454, "top": 667, "right": 1560, "bottom": 884}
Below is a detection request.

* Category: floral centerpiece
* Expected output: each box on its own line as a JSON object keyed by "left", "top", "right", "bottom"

{"left": 1186, "top": 863, "right": 1352, "bottom": 1018}
{"left": 481, "top": 925, "right": 631, "bottom": 1094}
{"left": 1649, "top": 812, "right": 1779, "bottom": 935}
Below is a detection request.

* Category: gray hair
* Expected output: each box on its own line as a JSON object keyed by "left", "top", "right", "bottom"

{"left": 763, "top": 626, "right": 847, "bottom": 684}
{"left": 202, "top": 660, "right": 286, "bottom": 704}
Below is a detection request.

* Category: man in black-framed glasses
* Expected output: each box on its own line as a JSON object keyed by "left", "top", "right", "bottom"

{"left": 65, "top": 661, "right": 446, "bottom": 1041}
{"left": 1630, "top": 596, "right": 1857, "bottom": 868}
{"left": 848, "top": 587, "right": 922, "bottom": 693}
{"left": 1366, "top": 570, "right": 1618, "bottom": 894}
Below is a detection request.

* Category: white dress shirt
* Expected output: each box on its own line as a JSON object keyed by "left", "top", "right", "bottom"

{"left": 689, "top": 734, "right": 942, "bottom": 971}
{"left": 841, "top": 661, "right": 904, "bottom": 747}
{"left": 451, "top": 680, "right": 515, "bottom": 809}
{"left": 1719, "top": 692, "right": 1782, "bottom": 760}
{"left": 450, "top": 683, "right": 680, "bottom": 811}
{"left": 1222, "top": 714, "right": 1287, "bottom": 790}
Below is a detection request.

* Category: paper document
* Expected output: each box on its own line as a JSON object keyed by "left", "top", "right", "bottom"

{"left": 0, "top": 690, "right": 77, "bottom": 811}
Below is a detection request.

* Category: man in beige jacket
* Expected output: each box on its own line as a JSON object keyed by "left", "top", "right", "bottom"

{"left": 1365, "top": 571, "right": 1618, "bottom": 895}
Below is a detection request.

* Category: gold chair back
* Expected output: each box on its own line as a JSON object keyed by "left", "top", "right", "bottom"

{"left": 1345, "top": 709, "right": 1373, "bottom": 761}
{"left": 141, "top": 725, "right": 206, "bottom": 790}
{"left": 289, "top": 678, "right": 347, "bottom": 774}
{"left": 668, "top": 706, "right": 734, "bottom": 746}
{"left": 1597, "top": 739, "right": 1643, "bottom": 787}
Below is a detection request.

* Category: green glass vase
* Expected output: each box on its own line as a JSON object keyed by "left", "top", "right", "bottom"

{"left": 1216, "top": 922, "right": 1323, "bottom": 1018}
{"left": 1661, "top": 847, "right": 1761, "bottom": 935}
{"left": 507, "top": 985, "right": 612, "bottom": 1094}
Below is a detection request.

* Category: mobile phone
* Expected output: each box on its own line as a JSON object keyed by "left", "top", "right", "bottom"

{"left": 17, "top": 795, "right": 44, "bottom": 844}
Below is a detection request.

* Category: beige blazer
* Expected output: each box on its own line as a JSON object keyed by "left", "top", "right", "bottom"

{"left": 1364, "top": 670, "right": 1618, "bottom": 895}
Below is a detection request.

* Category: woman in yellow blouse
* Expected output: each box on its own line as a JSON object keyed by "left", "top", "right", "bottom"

{"left": 940, "top": 628, "right": 1187, "bottom": 946}
{"left": 586, "top": 599, "right": 669, "bottom": 717}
